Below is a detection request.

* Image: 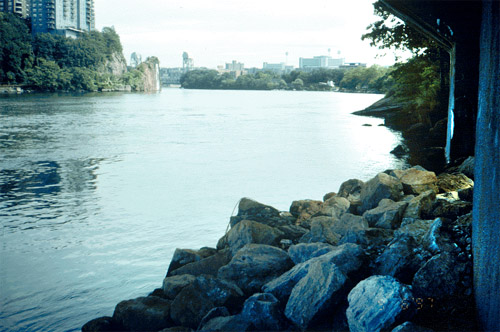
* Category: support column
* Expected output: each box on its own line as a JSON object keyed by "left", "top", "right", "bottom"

{"left": 473, "top": 1, "right": 500, "bottom": 330}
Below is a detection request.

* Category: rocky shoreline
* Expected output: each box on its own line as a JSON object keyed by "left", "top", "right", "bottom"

{"left": 353, "top": 96, "right": 449, "bottom": 173}
{"left": 83, "top": 160, "right": 478, "bottom": 332}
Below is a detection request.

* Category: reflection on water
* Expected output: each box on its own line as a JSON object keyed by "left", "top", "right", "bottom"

{"left": 0, "top": 90, "right": 407, "bottom": 331}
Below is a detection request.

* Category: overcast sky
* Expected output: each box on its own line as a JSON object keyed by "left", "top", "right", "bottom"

{"left": 95, "top": 0, "right": 399, "bottom": 69}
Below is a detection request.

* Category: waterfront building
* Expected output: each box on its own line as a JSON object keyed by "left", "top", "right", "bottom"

{"left": 0, "top": 0, "right": 31, "bottom": 18}
{"left": 182, "top": 52, "right": 194, "bottom": 73}
{"left": 262, "top": 62, "right": 294, "bottom": 74}
{"left": 225, "top": 60, "right": 244, "bottom": 71}
{"left": 160, "top": 67, "right": 184, "bottom": 85}
{"left": 30, "top": 0, "right": 95, "bottom": 37}
{"left": 299, "top": 55, "right": 345, "bottom": 71}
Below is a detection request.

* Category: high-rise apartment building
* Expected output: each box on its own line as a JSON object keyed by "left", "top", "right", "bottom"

{"left": 0, "top": 0, "right": 31, "bottom": 18}
{"left": 30, "top": 0, "right": 94, "bottom": 37}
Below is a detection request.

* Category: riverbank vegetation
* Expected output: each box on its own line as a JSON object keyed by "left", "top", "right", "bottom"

{"left": 180, "top": 65, "right": 394, "bottom": 93}
{"left": 0, "top": 12, "right": 152, "bottom": 92}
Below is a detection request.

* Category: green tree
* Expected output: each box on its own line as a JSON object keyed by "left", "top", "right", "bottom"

{"left": 0, "top": 12, "right": 33, "bottom": 83}
{"left": 26, "top": 58, "right": 72, "bottom": 91}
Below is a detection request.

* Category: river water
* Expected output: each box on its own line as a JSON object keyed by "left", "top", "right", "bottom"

{"left": 0, "top": 89, "right": 406, "bottom": 331}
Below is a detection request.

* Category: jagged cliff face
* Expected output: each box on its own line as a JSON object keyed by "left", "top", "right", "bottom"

{"left": 101, "top": 52, "right": 128, "bottom": 77}
{"left": 137, "top": 57, "right": 161, "bottom": 92}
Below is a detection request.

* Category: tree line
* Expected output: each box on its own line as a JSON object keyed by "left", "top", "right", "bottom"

{"left": 180, "top": 65, "right": 394, "bottom": 93}
{"left": 0, "top": 12, "right": 142, "bottom": 91}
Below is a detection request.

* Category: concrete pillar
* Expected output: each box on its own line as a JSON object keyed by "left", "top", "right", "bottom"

{"left": 472, "top": 1, "right": 500, "bottom": 330}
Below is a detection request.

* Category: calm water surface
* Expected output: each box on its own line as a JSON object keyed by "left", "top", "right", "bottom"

{"left": 0, "top": 89, "right": 406, "bottom": 331}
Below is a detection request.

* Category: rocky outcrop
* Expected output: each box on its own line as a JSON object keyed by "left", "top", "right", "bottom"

{"left": 136, "top": 57, "right": 161, "bottom": 92}
{"left": 83, "top": 169, "right": 478, "bottom": 332}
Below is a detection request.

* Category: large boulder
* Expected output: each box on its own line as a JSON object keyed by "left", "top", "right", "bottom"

{"left": 170, "top": 275, "right": 244, "bottom": 328}
{"left": 229, "top": 198, "right": 283, "bottom": 227}
{"left": 218, "top": 244, "right": 294, "bottom": 295}
{"left": 167, "top": 249, "right": 201, "bottom": 275}
{"left": 363, "top": 199, "right": 408, "bottom": 229}
{"left": 346, "top": 276, "right": 416, "bottom": 332}
{"left": 374, "top": 234, "right": 428, "bottom": 284}
{"left": 289, "top": 199, "right": 323, "bottom": 226}
{"left": 264, "top": 243, "right": 365, "bottom": 303}
{"left": 403, "top": 190, "right": 436, "bottom": 219}
{"left": 316, "top": 196, "right": 350, "bottom": 218}
{"left": 436, "top": 173, "right": 474, "bottom": 193}
{"left": 162, "top": 274, "right": 196, "bottom": 300}
{"left": 331, "top": 213, "right": 369, "bottom": 238}
{"left": 338, "top": 178, "right": 364, "bottom": 198}
{"left": 338, "top": 178, "right": 365, "bottom": 214}
{"left": 299, "top": 216, "right": 341, "bottom": 245}
{"left": 284, "top": 262, "right": 348, "bottom": 329}
{"left": 358, "top": 173, "right": 403, "bottom": 214}
{"left": 113, "top": 296, "right": 172, "bottom": 332}
{"left": 169, "top": 249, "right": 231, "bottom": 277}
{"left": 240, "top": 293, "right": 286, "bottom": 331}
{"left": 287, "top": 242, "right": 335, "bottom": 264}
{"left": 399, "top": 169, "right": 438, "bottom": 195}
{"left": 224, "top": 219, "right": 283, "bottom": 255}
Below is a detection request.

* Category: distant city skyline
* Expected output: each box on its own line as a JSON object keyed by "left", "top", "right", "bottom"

{"left": 95, "top": 0, "right": 408, "bottom": 69}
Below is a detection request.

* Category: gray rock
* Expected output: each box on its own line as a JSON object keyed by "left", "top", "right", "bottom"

{"left": 264, "top": 243, "right": 364, "bottom": 303}
{"left": 374, "top": 234, "right": 427, "bottom": 284}
{"left": 323, "top": 192, "right": 337, "bottom": 201}
{"left": 299, "top": 216, "right": 341, "bottom": 245}
{"left": 331, "top": 213, "right": 369, "bottom": 238}
{"left": 346, "top": 276, "right": 416, "bottom": 332}
{"left": 169, "top": 249, "right": 231, "bottom": 277}
{"left": 287, "top": 242, "right": 335, "bottom": 264}
{"left": 276, "top": 224, "right": 308, "bottom": 242}
{"left": 170, "top": 275, "right": 244, "bottom": 328}
{"left": 218, "top": 244, "right": 293, "bottom": 295}
{"left": 358, "top": 173, "right": 403, "bottom": 214}
{"left": 317, "top": 196, "right": 350, "bottom": 218}
{"left": 241, "top": 293, "right": 286, "bottom": 331}
{"left": 403, "top": 190, "right": 436, "bottom": 219}
{"left": 225, "top": 220, "right": 283, "bottom": 255}
{"left": 339, "top": 227, "right": 394, "bottom": 248}
{"left": 285, "top": 261, "right": 347, "bottom": 329}
{"left": 167, "top": 248, "right": 202, "bottom": 275}
{"left": 229, "top": 198, "right": 282, "bottom": 227}
{"left": 198, "top": 315, "right": 252, "bottom": 331}
{"left": 113, "top": 296, "right": 172, "bottom": 332}
{"left": 395, "top": 218, "right": 434, "bottom": 244}
{"left": 363, "top": 199, "right": 408, "bottom": 229}
{"left": 391, "top": 321, "right": 435, "bottom": 332}
{"left": 399, "top": 169, "right": 438, "bottom": 195}
{"left": 162, "top": 274, "right": 196, "bottom": 300}
{"left": 338, "top": 178, "right": 364, "bottom": 198}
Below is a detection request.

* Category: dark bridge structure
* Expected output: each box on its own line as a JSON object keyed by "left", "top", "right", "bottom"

{"left": 379, "top": 0, "right": 499, "bottom": 330}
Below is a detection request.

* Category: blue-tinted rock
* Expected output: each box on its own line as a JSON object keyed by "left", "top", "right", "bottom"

{"left": 218, "top": 244, "right": 293, "bottom": 295}
{"left": 113, "top": 296, "right": 172, "bottom": 332}
{"left": 241, "top": 293, "right": 286, "bottom": 330}
{"left": 287, "top": 242, "right": 335, "bottom": 264}
{"left": 346, "top": 275, "right": 416, "bottom": 332}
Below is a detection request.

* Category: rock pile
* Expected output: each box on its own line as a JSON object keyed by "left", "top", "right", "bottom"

{"left": 83, "top": 166, "right": 477, "bottom": 332}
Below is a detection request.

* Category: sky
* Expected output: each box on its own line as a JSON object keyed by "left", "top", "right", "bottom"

{"left": 95, "top": 0, "right": 401, "bottom": 69}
